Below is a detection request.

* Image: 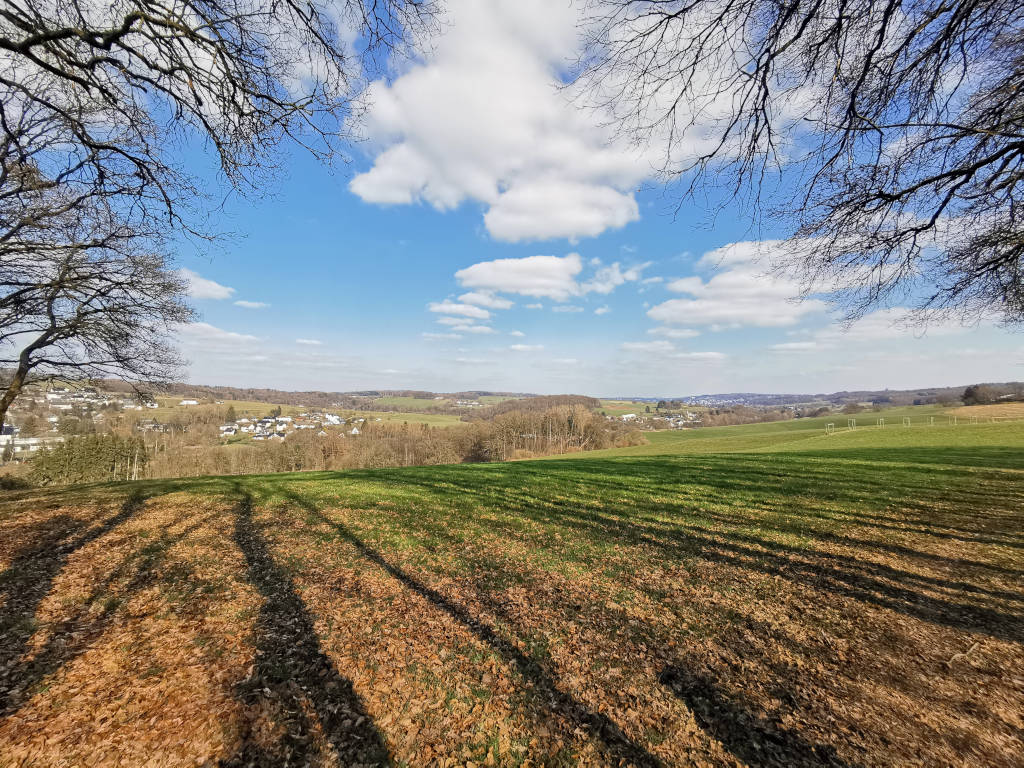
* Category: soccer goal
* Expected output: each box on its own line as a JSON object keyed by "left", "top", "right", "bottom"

{"left": 825, "top": 423, "right": 835, "bottom": 435}
{"left": 847, "top": 418, "right": 856, "bottom": 430}
{"left": 948, "top": 415, "right": 958, "bottom": 426}
{"left": 877, "top": 417, "right": 885, "bottom": 428}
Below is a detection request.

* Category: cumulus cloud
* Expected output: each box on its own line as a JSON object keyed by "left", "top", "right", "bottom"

{"left": 648, "top": 327, "right": 700, "bottom": 339}
{"left": 815, "top": 308, "right": 975, "bottom": 343}
{"left": 771, "top": 341, "right": 820, "bottom": 352}
{"left": 454, "top": 252, "right": 647, "bottom": 304}
{"left": 428, "top": 300, "right": 491, "bottom": 319}
{"left": 622, "top": 340, "right": 675, "bottom": 353}
{"left": 526, "top": 303, "right": 544, "bottom": 309}
{"left": 509, "top": 330, "right": 526, "bottom": 337}
{"left": 458, "top": 291, "right": 515, "bottom": 309}
{"left": 423, "top": 332, "right": 462, "bottom": 340}
{"left": 460, "top": 325, "right": 498, "bottom": 334}
{"left": 349, "top": 0, "right": 648, "bottom": 242}
{"left": 234, "top": 300, "right": 269, "bottom": 309}
{"left": 455, "top": 253, "right": 583, "bottom": 301}
{"left": 177, "top": 322, "right": 258, "bottom": 343}
{"left": 648, "top": 240, "right": 827, "bottom": 328}
{"left": 179, "top": 268, "right": 235, "bottom": 300}
{"left": 594, "top": 305, "right": 611, "bottom": 315}
{"left": 672, "top": 351, "right": 726, "bottom": 361}
{"left": 552, "top": 305, "right": 584, "bottom": 313}
{"left": 483, "top": 180, "right": 639, "bottom": 242}
{"left": 296, "top": 338, "right": 323, "bottom": 346}
{"left": 582, "top": 261, "right": 651, "bottom": 294}
{"left": 510, "top": 344, "right": 544, "bottom": 352}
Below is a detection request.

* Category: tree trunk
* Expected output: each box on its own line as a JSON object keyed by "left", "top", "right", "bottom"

{"left": 0, "top": 357, "right": 30, "bottom": 434}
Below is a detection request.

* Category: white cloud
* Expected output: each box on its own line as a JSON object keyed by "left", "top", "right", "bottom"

{"left": 349, "top": 0, "right": 649, "bottom": 242}
{"left": 456, "top": 253, "right": 582, "bottom": 301}
{"left": 582, "top": 261, "right": 650, "bottom": 294}
{"left": 437, "top": 316, "right": 472, "bottom": 326}
{"left": 552, "top": 305, "right": 584, "bottom": 313}
{"left": 641, "top": 276, "right": 664, "bottom": 285}
{"left": 234, "top": 300, "right": 269, "bottom": 309}
{"left": 648, "top": 240, "right": 827, "bottom": 328}
{"left": 622, "top": 340, "right": 675, "bottom": 353}
{"left": 423, "top": 332, "right": 463, "bottom": 340}
{"left": 771, "top": 341, "right": 820, "bottom": 352}
{"left": 428, "top": 300, "right": 491, "bottom": 320}
{"left": 461, "top": 325, "right": 498, "bottom": 334}
{"left": 553, "top": 358, "right": 578, "bottom": 364}
{"left": 454, "top": 252, "right": 646, "bottom": 303}
{"left": 594, "top": 305, "right": 611, "bottom": 315}
{"left": 648, "top": 327, "right": 700, "bottom": 339}
{"left": 179, "top": 268, "right": 235, "bottom": 300}
{"left": 458, "top": 291, "right": 515, "bottom": 309}
{"left": 510, "top": 344, "right": 544, "bottom": 352}
{"left": 509, "top": 330, "right": 526, "bottom": 337}
{"left": 176, "top": 322, "right": 258, "bottom": 343}
{"left": 526, "top": 303, "right": 543, "bottom": 309}
{"left": 484, "top": 180, "right": 639, "bottom": 242}
{"left": 816, "top": 308, "right": 976, "bottom": 343}
{"left": 672, "top": 352, "right": 726, "bottom": 362}
{"left": 296, "top": 338, "right": 323, "bottom": 346}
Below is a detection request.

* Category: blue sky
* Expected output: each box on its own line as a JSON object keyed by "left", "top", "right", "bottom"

{"left": 174, "top": 0, "right": 1022, "bottom": 397}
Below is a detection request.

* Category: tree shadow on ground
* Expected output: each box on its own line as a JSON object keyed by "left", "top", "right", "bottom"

{"left": 0, "top": 492, "right": 144, "bottom": 714}
{"left": 221, "top": 488, "right": 391, "bottom": 768}
{"left": 350, "top": 458, "right": 1024, "bottom": 642}
{"left": 0, "top": 507, "right": 217, "bottom": 717}
{"left": 659, "top": 664, "right": 858, "bottom": 768}
{"left": 271, "top": 485, "right": 664, "bottom": 768}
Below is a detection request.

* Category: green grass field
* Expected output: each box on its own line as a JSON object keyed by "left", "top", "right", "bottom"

{"left": 359, "top": 410, "right": 464, "bottom": 428}
{"left": 598, "top": 399, "right": 653, "bottom": 417}
{"left": 1, "top": 406, "right": 1021, "bottom": 766}
{"left": 373, "top": 396, "right": 450, "bottom": 410}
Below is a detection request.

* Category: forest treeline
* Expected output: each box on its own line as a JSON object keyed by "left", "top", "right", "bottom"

{"left": 463, "top": 395, "right": 601, "bottom": 421}
{"left": 28, "top": 435, "right": 149, "bottom": 486}
{"left": 27, "top": 404, "right": 641, "bottom": 485}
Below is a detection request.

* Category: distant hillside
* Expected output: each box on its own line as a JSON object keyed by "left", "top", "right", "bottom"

{"left": 614, "top": 382, "right": 1024, "bottom": 407}
{"left": 94, "top": 381, "right": 535, "bottom": 410}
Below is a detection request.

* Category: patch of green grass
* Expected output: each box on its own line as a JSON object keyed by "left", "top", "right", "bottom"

{"left": 374, "top": 396, "right": 450, "bottom": 410}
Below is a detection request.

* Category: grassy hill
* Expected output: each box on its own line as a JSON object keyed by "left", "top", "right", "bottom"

{"left": 1, "top": 407, "right": 1021, "bottom": 766}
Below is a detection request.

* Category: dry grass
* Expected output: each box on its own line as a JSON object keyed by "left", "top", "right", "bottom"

{"left": 950, "top": 402, "right": 1024, "bottom": 420}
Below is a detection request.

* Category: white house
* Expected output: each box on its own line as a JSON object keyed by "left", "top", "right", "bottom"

{"left": 179, "top": 399, "right": 198, "bottom": 406}
{"left": 349, "top": 427, "right": 360, "bottom": 436}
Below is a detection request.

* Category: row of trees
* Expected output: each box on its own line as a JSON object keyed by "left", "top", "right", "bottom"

{"left": 28, "top": 405, "right": 643, "bottom": 484}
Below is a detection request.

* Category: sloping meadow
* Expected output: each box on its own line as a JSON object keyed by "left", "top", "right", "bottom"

{"left": 1, "top": 421, "right": 1022, "bottom": 766}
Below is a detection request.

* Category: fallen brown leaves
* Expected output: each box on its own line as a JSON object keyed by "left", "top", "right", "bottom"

{"left": 0, "top": 473, "right": 1021, "bottom": 767}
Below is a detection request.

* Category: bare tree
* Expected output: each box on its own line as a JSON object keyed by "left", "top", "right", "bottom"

{"left": 579, "top": 0, "right": 1024, "bottom": 325}
{"left": 0, "top": 142, "right": 194, "bottom": 430}
{"left": 0, "top": 0, "right": 432, "bottom": 428}
{"left": 0, "top": 0, "right": 433, "bottom": 212}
